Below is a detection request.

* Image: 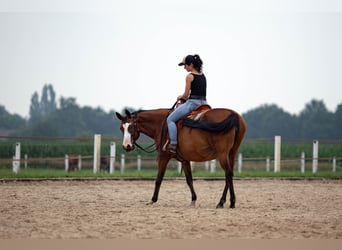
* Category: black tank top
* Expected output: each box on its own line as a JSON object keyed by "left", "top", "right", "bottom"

{"left": 190, "top": 73, "right": 206, "bottom": 97}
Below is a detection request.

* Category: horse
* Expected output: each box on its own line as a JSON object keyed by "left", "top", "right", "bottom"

{"left": 68, "top": 154, "right": 79, "bottom": 172}
{"left": 100, "top": 155, "right": 110, "bottom": 172}
{"left": 115, "top": 106, "right": 246, "bottom": 208}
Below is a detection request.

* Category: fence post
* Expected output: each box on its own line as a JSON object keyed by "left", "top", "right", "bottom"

{"left": 78, "top": 155, "right": 82, "bottom": 171}
{"left": 332, "top": 157, "right": 336, "bottom": 172}
{"left": 12, "top": 142, "right": 21, "bottom": 174}
{"left": 210, "top": 159, "right": 216, "bottom": 173}
{"left": 205, "top": 161, "right": 209, "bottom": 171}
{"left": 109, "top": 142, "right": 116, "bottom": 174}
{"left": 24, "top": 154, "right": 28, "bottom": 169}
{"left": 274, "top": 136, "right": 281, "bottom": 173}
{"left": 65, "top": 154, "right": 69, "bottom": 172}
{"left": 301, "top": 152, "right": 305, "bottom": 173}
{"left": 266, "top": 157, "right": 270, "bottom": 172}
{"left": 191, "top": 161, "right": 195, "bottom": 171}
{"left": 137, "top": 155, "right": 141, "bottom": 171}
{"left": 120, "top": 154, "right": 125, "bottom": 174}
{"left": 238, "top": 153, "right": 242, "bottom": 173}
{"left": 312, "top": 140, "right": 319, "bottom": 173}
{"left": 93, "top": 134, "right": 101, "bottom": 174}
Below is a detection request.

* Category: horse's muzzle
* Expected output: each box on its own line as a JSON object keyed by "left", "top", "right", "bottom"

{"left": 123, "top": 144, "right": 134, "bottom": 152}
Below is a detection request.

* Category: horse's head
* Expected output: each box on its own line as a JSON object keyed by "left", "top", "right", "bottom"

{"left": 115, "top": 109, "right": 140, "bottom": 152}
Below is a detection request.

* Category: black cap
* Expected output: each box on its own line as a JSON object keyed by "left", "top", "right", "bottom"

{"left": 178, "top": 55, "right": 192, "bottom": 66}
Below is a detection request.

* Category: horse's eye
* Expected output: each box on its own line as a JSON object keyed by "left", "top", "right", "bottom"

{"left": 128, "top": 125, "right": 134, "bottom": 133}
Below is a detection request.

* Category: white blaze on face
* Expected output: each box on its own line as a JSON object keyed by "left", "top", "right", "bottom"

{"left": 122, "top": 122, "right": 132, "bottom": 148}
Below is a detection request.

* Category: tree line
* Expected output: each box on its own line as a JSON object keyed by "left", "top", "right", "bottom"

{"left": 1, "top": 84, "right": 341, "bottom": 139}
{"left": 243, "top": 101, "right": 342, "bottom": 139}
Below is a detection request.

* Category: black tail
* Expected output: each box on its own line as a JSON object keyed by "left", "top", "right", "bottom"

{"left": 182, "top": 113, "right": 239, "bottom": 133}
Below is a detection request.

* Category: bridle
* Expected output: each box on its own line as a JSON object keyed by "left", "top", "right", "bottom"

{"left": 129, "top": 112, "right": 157, "bottom": 153}
{"left": 124, "top": 100, "right": 179, "bottom": 154}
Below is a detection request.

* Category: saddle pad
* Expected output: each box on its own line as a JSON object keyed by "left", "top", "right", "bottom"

{"left": 186, "top": 105, "right": 211, "bottom": 121}
{"left": 176, "top": 104, "right": 211, "bottom": 129}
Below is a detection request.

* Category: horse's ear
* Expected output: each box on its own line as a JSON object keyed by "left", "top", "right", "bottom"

{"left": 115, "top": 112, "right": 123, "bottom": 121}
{"left": 125, "top": 109, "right": 131, "bottom": 119}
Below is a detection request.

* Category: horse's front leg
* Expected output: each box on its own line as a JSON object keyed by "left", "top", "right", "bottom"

{"left": 148, "top": 157, "right": 169, "bottom": 205}
{"left": 182, "top": 160, "right": 197, "bottom": 206}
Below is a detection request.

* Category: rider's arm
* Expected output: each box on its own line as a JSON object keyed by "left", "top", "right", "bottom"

{"left": 177, "top": 74, "right": 193, "bottom": 101}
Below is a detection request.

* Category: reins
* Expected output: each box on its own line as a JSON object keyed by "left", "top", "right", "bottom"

{"left": 132, "top": 101, "right": 179, "bottom": 154}
{"left": 129, "top": 112, "right": 157, "bottom": 153}
{"left": 134, "top": 141, "right": 156, "bottom": 153}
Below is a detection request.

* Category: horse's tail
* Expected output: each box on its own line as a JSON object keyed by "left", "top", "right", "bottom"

{"left": 229, "top": 114, "right": 247, "bottom": 170}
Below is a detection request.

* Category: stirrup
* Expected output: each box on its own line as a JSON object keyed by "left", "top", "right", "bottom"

{"left": 167, "top": 144, "right": 177, "bottom": 154}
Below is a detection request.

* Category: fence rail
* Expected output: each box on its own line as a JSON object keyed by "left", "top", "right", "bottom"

{"left": 1, "top": 135, "right": 342, "bottom": 175}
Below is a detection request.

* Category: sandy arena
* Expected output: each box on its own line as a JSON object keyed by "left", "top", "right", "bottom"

{"left": 0, "top": 178, "right": 341, "bottom": 239}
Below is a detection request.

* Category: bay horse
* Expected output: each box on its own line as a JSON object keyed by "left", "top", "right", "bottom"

{"left": 115, "top": 106, "right": 246, "bottom": 208}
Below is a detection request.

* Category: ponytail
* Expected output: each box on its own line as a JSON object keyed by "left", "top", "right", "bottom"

{"left": 192, "top": 54, "right": 203, "bottom": 73}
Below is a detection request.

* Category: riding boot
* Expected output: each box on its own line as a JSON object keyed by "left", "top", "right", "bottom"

{"left": 167, "top": 144, "right": 177, "bottom": 154}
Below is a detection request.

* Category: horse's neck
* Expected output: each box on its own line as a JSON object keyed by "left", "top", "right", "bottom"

{"left": 137, "top": 109, "right": 169, "bottom": 141}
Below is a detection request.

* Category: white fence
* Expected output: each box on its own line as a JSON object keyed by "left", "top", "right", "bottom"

{"left": 8, "top": 135, "right": 341, "bottom": 174}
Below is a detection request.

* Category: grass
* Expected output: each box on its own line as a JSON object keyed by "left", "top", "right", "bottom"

{"left": 1, "top": 167, "right": 341, "bottom": 179}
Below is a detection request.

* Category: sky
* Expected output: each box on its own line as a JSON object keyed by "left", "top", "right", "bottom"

{"left": 1, "top": 0, "right": 342, "bottom": 118}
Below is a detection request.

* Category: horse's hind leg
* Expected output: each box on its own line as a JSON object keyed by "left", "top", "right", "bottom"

{"left": 227, "top": 169, "right": 235, "bottom": 208}
{"left": 216, "top": 156, "right": 235, "bottom": 209}
{"left": 182, "top": 160, "right": 197, "bottom": 206}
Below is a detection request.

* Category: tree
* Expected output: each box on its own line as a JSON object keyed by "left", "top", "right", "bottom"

{"left": 243, "top": 104, "right": 298, "bottom": 138}
{"left": 81, "top": 106, "right": 120, "bottom": 135}
{"left": 0, "top": 105, "right": 26, "bottom": 130}
{"left": 29, "top": 92, "right": 40, "bottom": 122}
{"left": 29, "top": 84, "right": 57, "bottom": 122}
{"left": 298, "top": 99, "right": 334, "bottom": 139}
{"left": 40, "top": 84, "right": 56, "bottom": 116}
{"left": 334, "top": 103, "right": 342, "bottom": 138}
{"left": 60, "top": 97, "right": 77, "bottom": 109}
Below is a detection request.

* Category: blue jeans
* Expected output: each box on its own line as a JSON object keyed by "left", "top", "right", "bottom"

{"left": 167, "top": 99, "right": 207, "bottom": 144}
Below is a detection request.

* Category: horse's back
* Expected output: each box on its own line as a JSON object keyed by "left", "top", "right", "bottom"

{"left": 202, "top": 108, "right": 238, "bottom": 122}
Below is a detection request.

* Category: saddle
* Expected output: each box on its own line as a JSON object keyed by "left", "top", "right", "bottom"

{"left": 176, "top": 104, "right": 211, "bottom": 127}
{"left": 161, "top": 105, "right": 211, "bottom": 151}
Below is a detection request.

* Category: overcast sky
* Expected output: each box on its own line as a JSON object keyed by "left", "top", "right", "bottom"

{"left": 1, "top": 0, "right": 342, "bottom": 118}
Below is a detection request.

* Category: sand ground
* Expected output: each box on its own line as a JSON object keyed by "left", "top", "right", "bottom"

{"left": 0, "top": 179, "right": 341, "bottom": 239}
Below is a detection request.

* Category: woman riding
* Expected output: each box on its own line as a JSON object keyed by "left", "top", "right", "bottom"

{"left": 167, "top": 54, "right": 208, "bottom": 153}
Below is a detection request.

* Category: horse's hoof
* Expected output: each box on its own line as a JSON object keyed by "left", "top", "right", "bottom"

{"left": 216, "top": 204, "right": 224, "bottom": 209}
{"left": 230, "top": 204, "right": 235, "bottom": 209}
{"left": 146, "top": 200, "right": 155, "bottom": 205}
{"left": 190, "top": 201, "right": 196, "bottom": 207}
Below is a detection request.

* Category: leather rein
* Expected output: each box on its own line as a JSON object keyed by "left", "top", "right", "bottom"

{"left": 130, "top": 112, "right": 157, "bottom": 153}
{"left": 131, "top": 101, "right": 179, "bottom": 154}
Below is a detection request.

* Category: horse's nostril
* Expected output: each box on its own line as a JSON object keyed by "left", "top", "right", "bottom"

{"left": 123, "top": 144, "right": 134, "bottom": 152}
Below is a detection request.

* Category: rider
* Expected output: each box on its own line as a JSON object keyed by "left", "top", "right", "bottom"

{"left": 166, "top": 54, "right": 208, "bottom": 153}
